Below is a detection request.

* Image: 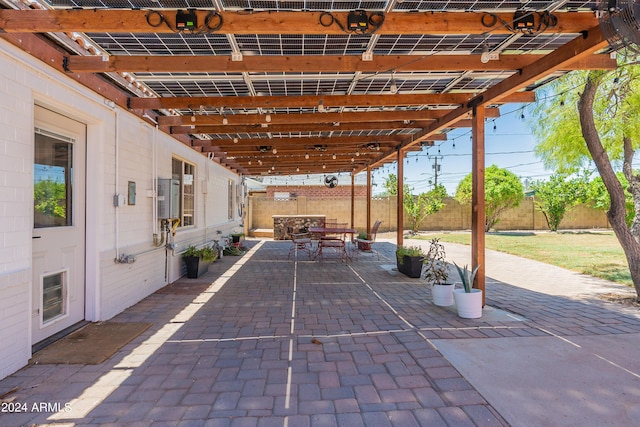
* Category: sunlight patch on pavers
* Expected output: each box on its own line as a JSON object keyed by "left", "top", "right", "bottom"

{"left": 49, "top": 241, "right": 266, "bottom": 423}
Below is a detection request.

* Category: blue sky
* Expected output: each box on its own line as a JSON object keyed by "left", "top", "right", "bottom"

{"left": 370, "top": 104, "right": 552, "bottom": 196}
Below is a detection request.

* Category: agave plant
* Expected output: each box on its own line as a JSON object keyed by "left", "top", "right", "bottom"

{"left": 454, "top": 262, "right": 481, "bottom": 293}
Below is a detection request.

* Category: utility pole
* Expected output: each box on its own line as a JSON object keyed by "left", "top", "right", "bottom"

{"left": 429, "top": 155, "right": 443, "bottom": 187}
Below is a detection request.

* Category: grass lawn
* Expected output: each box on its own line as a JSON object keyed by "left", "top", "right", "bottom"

{"left": 413, "top": 231, "right": 632, "bottom": 286}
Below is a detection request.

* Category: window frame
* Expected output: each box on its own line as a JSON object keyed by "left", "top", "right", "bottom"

{"left": 172, "top": 157, "right": 196, "bottom": 228}
{"left": 228, "top": 179, "right": 234, "bottom": 220}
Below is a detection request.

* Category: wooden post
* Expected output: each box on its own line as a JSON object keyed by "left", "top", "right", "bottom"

{"left": 366, "top": 165, "right": 372, "bottom": 234}
{"left": 350, "top": 172, "right": 355, "bottom": 229}
{"left": 471, "top": 105, "right": 486, "bottom": 306}
{"left": 397, "top": 148, "right": 404, "bottom": 247}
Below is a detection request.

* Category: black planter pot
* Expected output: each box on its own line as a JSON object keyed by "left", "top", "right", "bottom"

{"left": 399, "top": 255, "right": 424, "bottom": 278}
{"left": 184, "top": 256, "right": 200, "bottom": 278}
{"left": 231, "top": 234, "right": 242, "bottom": 244}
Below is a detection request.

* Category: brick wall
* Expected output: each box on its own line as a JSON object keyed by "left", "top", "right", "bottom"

{"left": 266, "top": 185, "right": 367, "bottom": 198}
{"left": 0, "top": 39, "right": 243, "bottom": 380}
{"left": 0, "top": 43, "right": 38, "bottom": 379}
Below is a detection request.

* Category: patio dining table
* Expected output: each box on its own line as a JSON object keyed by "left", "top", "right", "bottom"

{"left": 308, "top": 226, "right": 357, "bottom": 261}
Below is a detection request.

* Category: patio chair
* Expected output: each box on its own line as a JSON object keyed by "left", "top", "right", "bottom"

{"left": 354, "top": 220, "right": 382, "bottom": 260}
{"left": 317, "top": 222, "right": 349, "bottom": 262}
{"left": 288, "top": 233, "right": 313, "bottom": 260}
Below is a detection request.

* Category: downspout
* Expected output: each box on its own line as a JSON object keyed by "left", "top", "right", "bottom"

{"left": 113, "top": 108, "right": 120, "bottom": 262}
{"left": 152, "top": 122, "right": 158, "bottom": 236}
{"left": 203, "top": 159, "right": 209, "bottom": 244}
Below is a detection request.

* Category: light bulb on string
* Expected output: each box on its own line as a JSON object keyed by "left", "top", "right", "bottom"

{"left": 390, "top": 74, "right": 398, "bottom": 94}
{"left": 493, "top": 121, "right": 497, "bottom": 132}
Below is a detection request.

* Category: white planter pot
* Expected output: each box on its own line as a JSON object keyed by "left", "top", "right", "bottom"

{"left": 432, "top": 284, "right": 454, "bottom": 306}
{"left": 453, "top": 288, "right": 483, "bottom": 319}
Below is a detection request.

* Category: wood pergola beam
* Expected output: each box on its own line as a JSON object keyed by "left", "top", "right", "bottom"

{"left": 170, "top": 121, "right": 429, "bottom": 134}
{"left": 193, "top": 135, "right": 405, "bottom": 148}
{"left": 65, "top": 53, "right": 615, "bottom": 73}
{"left": 0, "top": 10, "right": 598, "bottom": 35}
{"left": 158, "top": 108, "right": 500, "bottom": 126}
{"left": 131, "top": 92, "right": 536, "bottom": 111}
{"left": 211, "top": 147, "right": 393, "bottom": 156}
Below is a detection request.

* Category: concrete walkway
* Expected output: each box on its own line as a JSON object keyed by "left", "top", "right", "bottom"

{"left": 1, "top": 238, "right": 639, "bottom": 426}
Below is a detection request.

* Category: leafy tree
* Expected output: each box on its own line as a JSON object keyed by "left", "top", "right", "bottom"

{"left": 530, "top": 173, "right": 587, "bottom": 231}
{"left": 586, "top": 173, "right": 634, "bottom": 226}
{"left": 455, "top": 165, "right": 524, "bottom": 232}
{"left": 382, "top": 174, "right": 447, "bottom": 232}
{"left": 34, "top": 179, "right": 66, "bottom": 218}
{"left": 404, "top": 184, "right": 448, "bottom": 233}
{"left": 528, "top": 55, "right": 640, "bottom": 298}
{"left": 382, "top": 173, "right": 399, "bottom": 196}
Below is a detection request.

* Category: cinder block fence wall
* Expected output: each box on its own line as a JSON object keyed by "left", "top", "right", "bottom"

{"left": 248, "top": 195, "right": 610, "bottom": 233}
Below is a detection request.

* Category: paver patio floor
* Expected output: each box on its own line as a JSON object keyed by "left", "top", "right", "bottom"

{"left": 1, "top": 238, "right": 640, "bottom": 426}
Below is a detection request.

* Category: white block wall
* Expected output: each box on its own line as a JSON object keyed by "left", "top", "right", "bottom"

{"left": 0, "top": 39, "right": 243, "bottom": 379}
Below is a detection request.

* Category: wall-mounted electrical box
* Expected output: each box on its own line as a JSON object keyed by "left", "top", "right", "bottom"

{"left": 157, "top": 178, "right": 180, "bottom": 219}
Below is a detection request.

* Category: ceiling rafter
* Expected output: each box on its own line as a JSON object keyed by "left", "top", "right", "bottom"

{"left": 130, "top": 92, "right": 536, "bottom": 110}
{"left": 158, "top": 108, "right": 500, "bottom": 126}
{"left": 64, "top": 53, "right": 615, "bottom": 73}
{"left": 168, "top": 120, "right": 439, "bottom": 134}
{"left": 194, "top": 135, "right": 406, "bottom": 147}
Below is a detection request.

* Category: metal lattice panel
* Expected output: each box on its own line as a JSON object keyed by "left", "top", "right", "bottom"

{"left": 145, "top": 79, "right": 250, "bottom": 97}
{"left": 236, "top": 34, "right": 370, "bottom": 55}
{"left": 87, "top": 33, "right": 232, "bottom": 56}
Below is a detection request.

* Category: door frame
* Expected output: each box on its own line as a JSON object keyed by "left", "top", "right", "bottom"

{"left": 32, "top": 105, "right": 87, "bottom": 344}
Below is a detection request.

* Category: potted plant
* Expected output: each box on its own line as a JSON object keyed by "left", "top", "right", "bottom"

{"left": 357, "top": 231, "right": 371, "bottom": 251}
{"left": 422, "top": 238, "right": 454, "bottom": 306}
{"left": 182, "top": 245, "right": 218, "bottom": 279}
{"left": 453, "top": 262, "right": 483, "bottom": 318}
{"left": 396, "top": 245, "right": 425, "bottom": 278}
